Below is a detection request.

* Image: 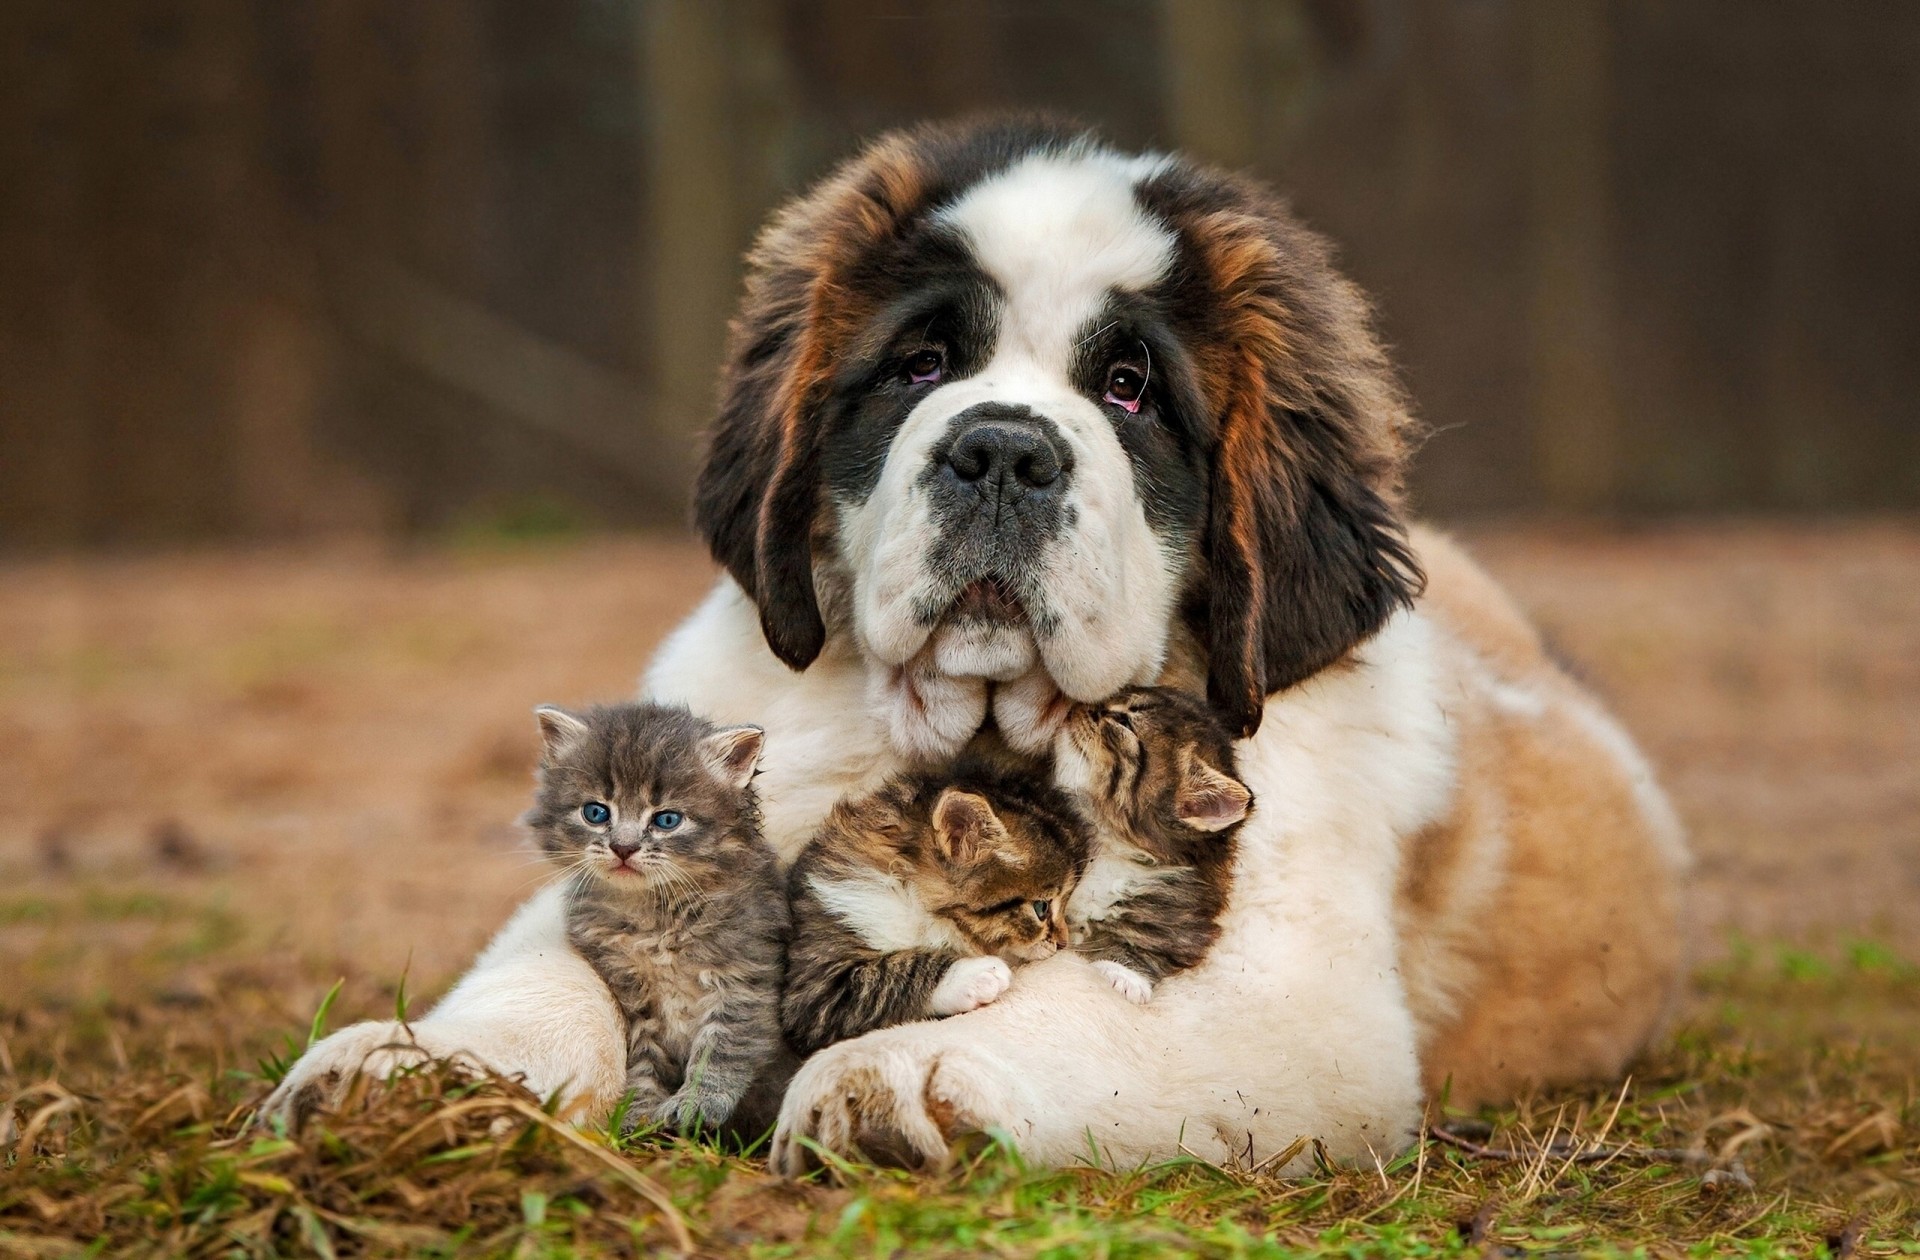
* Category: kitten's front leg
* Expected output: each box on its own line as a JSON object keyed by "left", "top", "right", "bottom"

{"left": 656, "top": 981, "right": 782, "bottom": 1133}
{"left": 1076, "top": 868, "right": 1226, "bottom": 1000}
{"left": 928, "top": 955, "right": 1012, "bottom": 1014}
{"left": 618, "top": 1039, "right": 677, "bottom": 1134}
{"left": 1088, "top": 959, "right": 1156, "bottom": 1005}
{"left": 782, "top": 942, "right": 988, "bottom": 1056}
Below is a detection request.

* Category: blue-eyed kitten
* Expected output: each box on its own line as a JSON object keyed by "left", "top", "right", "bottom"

{"left": 529, "top": 702, "right": 786, "bottom": 1133}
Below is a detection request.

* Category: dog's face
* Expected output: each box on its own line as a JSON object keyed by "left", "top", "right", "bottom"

{"left": 696, "top": 119, "right": 1423, "bottom": 739}
{"left": 829, "top": 151, "right": 1202, "bottom": 703}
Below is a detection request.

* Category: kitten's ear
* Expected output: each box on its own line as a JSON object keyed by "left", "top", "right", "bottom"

{"left": 931, "top": 788, "right": 1011, "bottom": 866}
{"left": 534, "top": 705, "right": 591, "bottom": 763}
{"left": 1175, "top": 752, "right": 1253, "bottom": 833}
{"left": 699, "top": 725, "right": 766, "bottom": 789}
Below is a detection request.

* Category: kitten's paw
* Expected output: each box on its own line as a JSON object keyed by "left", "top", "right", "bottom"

{"left": 649, "top": 1090, "right": 728, "bottom": 1135}
{"left": 929, "top": 956, "right": 1012, "bottom": 1015}
{"left": 1092, "top": 960, "right": 1154, "bottom": 1005}
{"left": 614, "top": 1088, "right": 673, "bottom": 1137}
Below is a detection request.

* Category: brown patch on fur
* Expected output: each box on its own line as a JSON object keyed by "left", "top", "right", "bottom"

{"left": 922, "top": 1066, "right": 962, "bottom": 1139}
{"left": 1408, "top": 525, "right": 1549, "bottom": 676}
{"left": 1398, "top": 533, "right": 1687, "bottom": 1108}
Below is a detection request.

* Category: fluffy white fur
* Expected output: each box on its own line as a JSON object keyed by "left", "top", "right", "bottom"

{"left": 260, "top": 881, "right": 628, "bottom": 1123}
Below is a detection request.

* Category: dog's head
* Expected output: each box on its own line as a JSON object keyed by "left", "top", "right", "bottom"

{"left": 695, "top": 118, "right": 1422, "bottom": 739}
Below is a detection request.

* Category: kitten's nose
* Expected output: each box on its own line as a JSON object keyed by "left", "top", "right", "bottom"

{"left": 609, "top": 838, "right": 641, "bottom": 862}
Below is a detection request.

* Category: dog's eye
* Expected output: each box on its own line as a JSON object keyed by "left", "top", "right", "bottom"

{"left": 1104, "top": 365, "right": 1146, "bottom": 413}
{"left": 905, "top": 349, "right": 944, "bottom": 386}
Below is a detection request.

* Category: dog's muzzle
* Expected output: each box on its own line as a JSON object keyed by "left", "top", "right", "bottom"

{"left": 926, "top": 403, "right": 1073, "bottom": 571}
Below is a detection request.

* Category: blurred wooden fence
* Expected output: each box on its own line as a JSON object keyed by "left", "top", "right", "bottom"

{"left": 2, "top": 0, "right": 1917, "bottom": 548}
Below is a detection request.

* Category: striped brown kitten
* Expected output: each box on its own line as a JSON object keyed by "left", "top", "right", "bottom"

{"left": 1052, "top": 686, "right": 1253, "bottom": 1004}
{"left": 529, "top": 703, "right": 788, "bottom": 1134}
{"left": 781, "top": 760, "right": 1089, "bottom": 1057}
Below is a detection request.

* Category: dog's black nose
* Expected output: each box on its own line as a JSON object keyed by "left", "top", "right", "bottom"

{"left": 943, "top": 408, "right": 1069, "bottom": 501}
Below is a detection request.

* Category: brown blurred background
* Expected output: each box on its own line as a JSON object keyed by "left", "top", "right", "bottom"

{"left": 2, "top": 3, "right": 1917, "bottom": 1005}
{"left": 4, "top": 0, "right": 1919, "bottom": 550}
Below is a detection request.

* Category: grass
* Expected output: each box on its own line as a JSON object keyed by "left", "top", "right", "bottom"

{"left": 3, "top": 935, "right": 1915, "bottom": 1258}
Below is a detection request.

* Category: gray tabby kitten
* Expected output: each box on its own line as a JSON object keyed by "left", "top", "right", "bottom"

{"left": 528, "top": 702, "right": 787, "bottom": 1134}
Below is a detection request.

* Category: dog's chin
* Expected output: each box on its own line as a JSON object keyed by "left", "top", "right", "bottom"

{"left": 929, "top": 618, "right": 1037, "bottom": 681}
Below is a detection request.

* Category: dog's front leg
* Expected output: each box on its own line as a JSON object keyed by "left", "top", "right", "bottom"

{"left": 770, "top": 930, "right": 1425, "bottom": 1177}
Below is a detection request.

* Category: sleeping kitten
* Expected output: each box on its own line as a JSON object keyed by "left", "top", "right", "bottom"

{"left": 781, "top": 760, "right": 1089, "bottom": 1057}
{"left": 529, "top": 702, "right": 786, "bottom": 1133}
{"left": 1052, "top": 685, "right": 1253, "bottom": 1005}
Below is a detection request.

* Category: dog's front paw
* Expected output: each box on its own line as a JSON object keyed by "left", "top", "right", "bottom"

{"left": 872, "top": 653, "right": 988, "bottom": 763}
{"left": 769, "top": 1032, "right": 1021, "bottom": 1177}
{"left": 255, "top": 1020, "right": 434, "bottom": 1130}
{"left": 929, "top": 956, "right": 1012, "bottom": 1015}
{"left": 1091, "top": 960, "right": 1154, "bottom": 1005}
{"left": 992, "top": 668, "right": 1071, "bottom": 756}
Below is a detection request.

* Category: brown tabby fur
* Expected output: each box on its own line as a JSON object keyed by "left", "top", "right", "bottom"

{"left": 781, "top": 759, "right": 1089, "bottom": 1056}
{"left": 1056, "top": 686, "right": 1253, "bottom": 985}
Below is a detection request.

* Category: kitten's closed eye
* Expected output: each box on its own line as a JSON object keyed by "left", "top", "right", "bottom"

{"left": 978, "top": 896, "right": 1055, "bottom": 921}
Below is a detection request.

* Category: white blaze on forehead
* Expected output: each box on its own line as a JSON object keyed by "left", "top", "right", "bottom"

{"left": 938, "top": 150, "right": 1176, "bottom": 370}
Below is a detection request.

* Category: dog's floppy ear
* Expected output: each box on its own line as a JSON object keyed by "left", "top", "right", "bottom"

{"left": 1179, "top": 191, "right": 1425, "bottom": 738}
{"left": 694, "top": 136, "right": 930, "bottom": 671}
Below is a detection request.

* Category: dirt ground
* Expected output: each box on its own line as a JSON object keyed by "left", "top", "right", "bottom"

{"left": 3, "top": 522, "right": 1917, "bottom": 1005}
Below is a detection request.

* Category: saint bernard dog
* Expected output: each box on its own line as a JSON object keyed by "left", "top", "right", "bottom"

{"left": 264, "top": 118, "right": 1689, "bottom": 1175}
